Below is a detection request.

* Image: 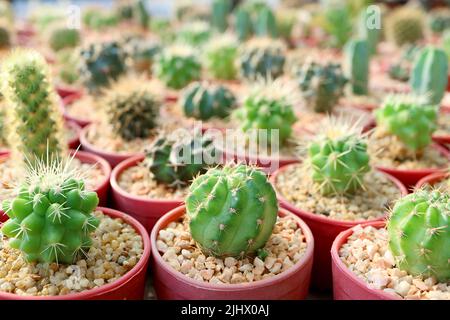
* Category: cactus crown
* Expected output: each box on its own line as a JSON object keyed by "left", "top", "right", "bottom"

{"left": 386, "top": 7, "right": 425, "bottom": 47}
{"left": 387, "top": 188, "right": 449, "bottom": 282}
{"left": 0, "top": 50, "right": 67, "bottom": 168}
{"left": 204, "top": 34, "right": 238, "bottom": 80}
{"left": 0, "top": 155, "right": 100, "bottom": 264}
{"left": 375, "top": 94, "right": 438, "bottom": 152}
{"left": 186, "top": 164, "right": 278, "bottom": 258}
{"left": 49, "top": 27, "right": 80, "bottom": 52}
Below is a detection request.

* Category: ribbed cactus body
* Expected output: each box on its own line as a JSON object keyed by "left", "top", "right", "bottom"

{"left": 254, "top": 6, "right": 277, "bottom": 38}
{"left": 49, "top": 27, "right": 80, "bottom": 52}
{"left": 204, "top": 35, "right": 238, "bottom": 80}
{"left": 181, "top": 82, "right": 236, "bottom": 120}
{"left": 211, "top": 0, "right": 231, "bottom": 32}
{"left": 234, "top": 1, "right": 277, "bottom": 40}
{"left": 386, "top": 7, "right": 424, "bottom": 47}
{"left": 344, "top": 39, "right": 369, "bottom": 96}
{"left": 56, "top": 49, "right": 79, "bottom": 85}
{"left": 387, "top": 190, "right": 449, "bottom": 282}
{"left": 187, "top": 165, "right": 278, "bottom": 258}
{"left": 235, "top": 7, "right": 253, "bottom": 41}
{"left": 410, "top": 47, "right": 448, "bottom": 106}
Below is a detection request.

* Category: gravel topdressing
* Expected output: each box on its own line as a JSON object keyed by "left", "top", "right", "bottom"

{"left": 339, "top": 225, "right": 449, "bottom": 300}
{"left": 156, "top": 214, "right": 307, "bottom": 284}
{"left": 0, "top": 211, "right": 144, "bottom": 296}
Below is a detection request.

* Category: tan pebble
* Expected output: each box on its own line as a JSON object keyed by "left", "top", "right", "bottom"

{"left": 156, "top": 240, "right": 169, "bottom": 253}
{"left": 181, "top": 249, "right": 192, "bottom": 259}
{"left": 230, "top": 273, "right": 245, "bottom": 284}
{"left": 413, "top": 279, "right": 428, "bottom": 291}
{"left": 395, "top": 281, "right": 410, "bottom": 297}
{"left": 239, "top": 264, "right": 253, "bottom": 272}
{"left": 200, "top": 269, "right": 214, "bottom": 281}
{"left": 270, "top": 262, "right": 282, "bottom": 274}
{"left": 180, "top": 261, "right": 193, "bottom": 274}
{"left": 265, "top": 257, "right": 276, "bottom": 269}
{"left": 220, "top": 268, "right": 233, "bottom": 283}
{"left": 282, "top": 257, "right": 294, "bottom": 271}
{"left": 245, "top": 272, "right": 254, "bottom": 282}
{"left": 168, "top": 259, "right": 181, "bottom": 271}
{"left": 224, "top": 257, "right": 237, "bottom": 268}
{"left": 159, "top": 230, "right": 175, "bottom": 242}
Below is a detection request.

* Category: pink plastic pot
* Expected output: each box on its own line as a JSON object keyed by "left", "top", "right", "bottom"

{"left": 270, "top": 164, "right": 407, "bottom": 291}
{"left": 110, "top": 155, "right": 183, "bottom": 233}
{"left": 62, "top": 91, "right": 92, "bottom": 128}
{"left": 0, "top": 207, "right": 150, "bottom": 300}
{"left": 151, "top": 205, "right": 314, "bottom": 300}
{"left": 57, "top": 85, "right": 83, "bottom": 101}
{"left": 415, "top": 171, "right": 448, "bottom": 189}
{"left": 80, "top": 124, "right": 144, "bottom": 168}
{"left": 331, "top": 221, "right": 399, "bottom": 300}
{"left": 67, "top": 121, "right": 81, "bottom": 149}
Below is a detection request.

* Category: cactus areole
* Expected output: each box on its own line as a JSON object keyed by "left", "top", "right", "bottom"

{"left": 186, "top": 165, "right": 278, "bottom": 258}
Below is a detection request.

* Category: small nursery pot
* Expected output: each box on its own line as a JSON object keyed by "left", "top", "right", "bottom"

{"left": 80, "top": 124, "right": 144, "bottom": 168}
{"left": 110, "top": 155, "right": 183, "bottom": 233}
{"left": 270, "top": 164, "right": 407, "bottom": 291}
{"left": 415, "top": 171, "right": 449, "bottom": 189}
{"left": 151, "top": 205, "right": 314, "bottom": 300}
{"left": 56, "top": 85, "right": 82, "bottom": 100}
{"left": 66, "top": 121, "right": 81, "bottom": 149}
{"left": 0, "top": 207, "right": 150, "bottom": 300}
{"left": 331, "top": 221, "right": 399, "bottom": 300}
{"left": 61, "top": 91, "right": 92, "bottom": 128}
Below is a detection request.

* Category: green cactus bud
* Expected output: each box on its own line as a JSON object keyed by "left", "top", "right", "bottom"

{"left": 211, "top": 0, "right": 231, "bottom": 32}
{"left": 204, "top": 35, "right": 238, "bottom": 80}
{"left": 385, "top": 7, "right": 425, "bottom": 47}
{"left": 79, "top": 41, "right": 127, "bottom": 93}
{"left": 177, "top": 21, "right": 211, "bottom": 47}
{"left": 187, "top": 164, "right": 278, "bottom": 258}
{"left": 254, "top": 5, "right": 277, "bottom": 38}
{"left": 387, "top": 189, "right": 449, "bottom": 282}
{"left": 153, "top": 45, "right": 201, "bottom": 90}
{"left": 123, "top": 36, "right": 161, "bottom": 73}
{"left": 375, "top": 95, "right": 438, "bottom": 152}
{"left": 358, "top": 6, "right": 381, "bottom": 55}
{"left": 181, "top": 82, "right": 236, "bottom": 121}
{"left": 0, "top": 50, "right": 67, "bottom": 168}
{"left": 410, "top": 46, "right": 449, "bottom": 106}
{"left": 344, "top": 39, "right": 369, "bottom": 96}
{"left": 49, "top": 27, "right": 80, "bottom": 52}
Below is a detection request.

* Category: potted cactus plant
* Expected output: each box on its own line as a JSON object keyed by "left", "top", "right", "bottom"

{"left": 270, "top": 117, "right": 407, "bottom": 290}
{"left": 331, "top": 189, "right": 449, "bottom": 300}
{"left": 151, "top": 164, "right": 314, "bottom": 300}
{"left": 204, "top": 34, "right": 238, "bottom": 82}
{"left": 385, "top": 6, "right": 425, "bottom": 48}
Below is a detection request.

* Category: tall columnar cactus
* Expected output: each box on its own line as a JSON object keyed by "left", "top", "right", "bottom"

{"left": 235, "top": 6, "right": 253, "bottom": 41}
{"left": 181, "top": 82, "right": 236, "bottom": 120}
{"left": 103, "top": 77, "right": 159, "bottom": 141}
{"left": 375, "top": 95, "right": 438, "bottom": 152}
{"left": 177, "top": 21, "right": 211, "bottom": 47}
{"left": 307, "top": 118, "right": 370, "bottom": 196}
{"left": 1, "top": 159, "right": 100, "bottom": 264}
{"left": 135, "top": 0, "right": 149, "bottom": 28}
{"left": 234, "top": 1, "right": 277, "bottom": 41}
{"left": 153, "top": 45, "right": 201, "bottom": 89}
{"left": 123, "top": 36, "right": 161, "bottom": 73}
{"left": 358, "top": 6, "right": 381, "bottom": 55}
{"left": 344, "top": 39, "right": 369, "bottom": 96}
{"left": 79, "top": 41, "right": 127, "bottom": 93}
{"left": 211, "top": 0, "right": 231, "bottom": 32}
{"left": 410, "top": 47, "right": 448, "bottom": 106}
{"left": 0, "top": 50, "right": 67, "bottom": 167}
{"left": 387, "top": 189, "right": 449, "bottom": 282}
{"left": 254, "top": 5, "right": 277, "bottom": 38}
{"left": 385, "top": 7, "right": 425, "bottom": 47}
{"left": 187, "top": 164, "right": 278, "bottom": 258}
{"left": 237, "top": 38, "right": 286, "bottom": 81}
{"left": 49, "top": 27, "right": 80, "bottom": 52}
{"left": 296, "top": 61, "right": 348, "bottom": 113}
{"left": 204, "top": 35, "right": 238, "bottom": 80}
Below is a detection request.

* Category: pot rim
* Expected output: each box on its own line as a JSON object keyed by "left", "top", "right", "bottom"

{"left": 415, "top": 171, "right": 449, "bottom": 189}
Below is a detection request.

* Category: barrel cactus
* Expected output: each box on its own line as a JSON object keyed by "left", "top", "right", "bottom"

{"left": 187, "top": 164, "right": 278, "bottom": 258}
{"left": 204, "top": 35, "right": 238, "bottom": 80}
{"left": 49, "top": 27, "right": 80, "bottom": 52}
{"left": 387, "top": 189, "right": 449, "bottom": 282}
{"left": 344, "top": 39, "right": 369, "bottom": 95}
{"left": 181, "top": 82, "right": 236, "bottom": 120}
{"left": 385, "top": 7, "right": 425, "bottom": 47}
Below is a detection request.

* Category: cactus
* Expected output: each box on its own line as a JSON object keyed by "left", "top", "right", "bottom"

{"left": 444, "top": 30, "right": 450, "bottom": 58}
{"left": 344, "top": 39, "right": 369, "bottom": 96}
{"left": 186, "top": 164, "right": 278, "bottom": 258}
{"left": 56, "top": 48, "right": 80, "bottom": 85}
{"left": 153, "top": 45, "right": 201, "bottom": 89}
{"left": 276, "top": 9, "right": 296, "bottom": 44}
{"left": 135, "top": 0, "right": 149, "bottom": 28}
{"left": 79, "top": 41, "right": 127, "bottom": 93}
{"left": 204, "top": 35, "right": 238, "bottom": 80}
{"left": 123, "top": 36, "right": 161, "bottom": 73}
{"left": 145, "top": 132, "right": 216, "bottom": 185}
{"left": 150, "top": 18, "right": 174, "bottom": 44}
{"left": 235, "top": 6, "right": 253, "bottom": 41}
{"left": 385, "top": 7, "right": 424, "bottom": 47}
{"left": 181, "top": 82, "right": 236, "bottom": 121}
{"left": 321, "top": 5, "right": 353, "bottom": 48}
{"left": 254, "top": 5, "right": 277, "bottom": 38}
{"left": 375, "top": 95, "right": 438, "bottom": 152}
{"left": 0, "top": 25, "right": 10, "bottom": 48}
{"left": 177, "top": 21, "right": 211, "bottom": 47}
{"left": 49, "top": 27, "right": 80, "bottom": 52}
{"left": 307, "top": 117, "right": 370, "bottom": 196}
{"left": 388, "top": 44, "right": 420, "bottom": 82}
{"left": 103, "top": 77, "right": 159, "bottom": 141}
{"left": 234, "top": 1, "right": 277, "bottom": 40}
{"left": 410, "top": 46, "right": 449, "bottom": 106}
{"left": 387, "top": 189, "right": 449, "bottom": 282}
{"left": 296, "top": 61, "right": 348, "bottom": 113}
{"left": 0, "top": 50, "right": 67, "bottom": 167}
{"left": 211, "top": 0, "right": 231, "bottom": 32}
{"left": 1, "top": 158, "right": 100, "bottom": 264}
{"left": 358, "top": 6, "right": 381, "bottom": 55}
{"left": 237, "top": 38, "right": 286, "bottom": 81}
{"left": 429, "top": 9, "right": 450, "bottom": 34}
{"left": 83, "top": 7, "right": 119, "bottom": 30}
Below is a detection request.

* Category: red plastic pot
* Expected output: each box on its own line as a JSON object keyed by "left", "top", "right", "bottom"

{"left": 416, "top": 171, "right": 448, "bottom": 190}
{"left": 67, "top": 121, "right": 81, "bottom": 149}
{"left": 270, "top": 164, "right": 407, "bottom": 291}
{"left": 331, "top": 221, "right": 399, "bottom": 300}
{"left": 0, "top": 207, "right": 150, "bottom": 300}
{"left": 151, "top": 205, "right": 314, "bottom": 300}
{"left": 80, "top": 124, "right": 144, "bottom": 168}
{"left": 62, "top": 91, "right": 92, "bottom": 128}
{"left": 110, "top": 155, "right": 183, "bottom": 233}
{"left": 57, "top": 85, "right": 83, "bottom": 101}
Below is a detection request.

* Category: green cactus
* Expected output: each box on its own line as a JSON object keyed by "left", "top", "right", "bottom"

{"left": 410, "top": 46, "right": 449, "bottom": 106}
{"left": 388, "top": 44, "right": 420, "bottom": 82}
{"left": 444, "top": 30, "right": 450, "bottom": 58}
{"left": 1, "top": 160, "right": 100, "bottom": 264}
{"left": 204, "top": 35, "right": 238, "bottom": 80}
{"left": 429, "top": 9, "right": 450, "bottom": 34}
{"left": 177, "top": 21, "right": 211, "bottom": 47}
{"left": 254, "top": 5, "right": 278, "bottom": 38}
{"left": 358, "top": 6, "right": 381, "bottom": 55}
{"left": 79, "top": 41, "right": 127, "bottom": 93}
{"left": 123, "top": 36, "right": 161, "bottom": 73}
{"left": 0, "top": 50, "right": 67, "bottom": 167}
{"left": 145, "top": 132, "right": 216, "bottom": 185}
{"left": 321, "top": 5, "right": 353, "bottom": 48}
{"left": 234, "top": 1, "right": 277, "bottom": 40}
{"left": 235, "top": 6, "right": 253, "bottom": 41}
{"left": 344, "top": 39, "right": 369, "bottom": 96}
{"left": 385, "top": 7, "right": 424, "bottom": 47}
{"left": 150, "top": 18, "right": 174, "bottom": 44}
{"left": 181, "top": 82, "right": 236, "bottom": 121}
{"left": 153, "top": 45, "right": 201, "bottom": 89}
{"left": 104, "top": 78, "right": 159, "bottom": 141}
{"left": 0, "top": 25, "right": 10, "bottom": 48}
{"left": 211, "top": 0, "right": 231, "bottom": 32}
{"left": 387, "top": 189, "right": 449, "bottom": 282}
{"left": 56, "top": 48, "right": 80, "bottom": 85}
{"left": 307, "top": 118, "right": 370, "bottom": 196}
{"left": 135, "top": 0, "right": 149, "bottom": 28}
{"left": 49, "top": 27, "right": 80, "bottom": 52}
{"left": 296, "top": 61, "right": 348, "bottom": 113}
{"left": 375, "top": 95, "right": 438, "bottom": 152}
{"left": 187, "top": 164, "right": 278, "bottom": 258}
{"left": 237, "top": 38, "right": 286, "bottom": 81}
{"left": 275, "top": 9, "right": 296, "bottom": 44}
{"left": 83, "top": 7, "right": 119, "bottom": 30}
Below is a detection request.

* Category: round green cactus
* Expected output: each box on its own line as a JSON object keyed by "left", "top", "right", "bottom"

{"left": 176, "top": 21, "right": 211, "bottom": 47}
{"left": 385, "top": 7, "right": 425, "bottom": 47}
{"left": 180, "top": 82, "right": 236, "bottom": 121}
{"left": 153, "top": 45, "right": 201, "bottom": 90}
{"left": 204, "top": 35, "right": 238, "bottom": 80}
{"left": 49, "top": 27, "right": 80, "bottom": 52}
{"left": 387, "top": 189, "right": 449, "bottom": 282}
{"left": 375, "top": 95, "right": 438, "bottom": 152}
{"left": 187, "top": 164, "right": 278, "bottom": 258}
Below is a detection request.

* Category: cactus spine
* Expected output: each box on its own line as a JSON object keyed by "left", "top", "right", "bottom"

{"left": 187, "top": 164, "right": 278, "bottom": 258}
{"left": 344, "top": 39, "right": 369, "bottom": 96}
